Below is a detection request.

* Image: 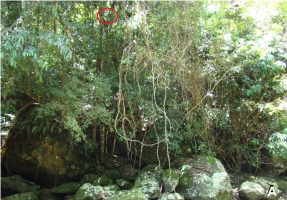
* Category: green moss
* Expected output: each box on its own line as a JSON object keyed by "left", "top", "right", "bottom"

{"left": 163, "top": 169, "right": 179, "bottom": 181}
{"left": 104, "top": 169, "right": 121, "bottom": 183}
{"left": 163, "top": 169, "right": 179, "bottom": 192}
{"left": 207, "top": 157, "right": 217, "bottom": 164}
{"left": 178, "top": 170, "right": 194, "bottom": 187}
{"left": 98, "top": 175, "right": 113, "bottom": 186}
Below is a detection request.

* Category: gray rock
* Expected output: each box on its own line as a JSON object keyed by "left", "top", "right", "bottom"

{"left": 239, "top": 177, "right": 282, "bottom": 200}
{"left": 136, "top": 165, "right": 162, "bottom": 183}
{"left": 132, "top": 165, "right": 162, "bottom": 199}
{"left": 159, "top": 192, "right": 184, "bottom": 200}
{"left": 239, "top": 181, "right": 265, "bottom": 200}
{"left": 109, "top": 188, "right": 145, "bottom": 200}
{"left": 75, "top": 183, "right": 119, "bottom": 200}
{"left": 133, "top": 179, "right": 160, "bottom": 199}
{"left": 162, "top": 169, "right": 179, "bottom": 192}
{"left": 175, "top": 156, "right": 233, "bottom": 200}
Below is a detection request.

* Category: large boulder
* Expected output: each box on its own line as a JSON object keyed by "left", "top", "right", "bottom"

{"left": 162, "top": 169, "right": 179, "bottom": 192}
{"left": 119, "top": 165, "right": 138, "bottom": 182}
{"left": 239, "top": 177, "right": 282, "bottom": 200}
{"left": 173, "top": 156, "right": 233, "bottom": 200}
{"left": 133, "top": 165, "right": 162, "bottom": 199}
{"left": 3, "top": 132, "right": 96, "bottom": 187}
{"left": 136, "top": 165, "right": 162, "bottom": 183}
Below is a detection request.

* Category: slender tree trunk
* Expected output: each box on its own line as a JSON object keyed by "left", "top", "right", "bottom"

{"left": 228, "top": 91, "right": 242, "bottom": 172}
{"left": 92, "top": 124, "right": 100, "bottom": 166}
{"left": 100, "top": 126, "right": 106, "bottom": 163}
{"left": 53, "top": 7, "right": 64, "bottom": 86}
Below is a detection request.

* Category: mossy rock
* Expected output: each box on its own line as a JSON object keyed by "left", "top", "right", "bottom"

{"left": 178, "top": 168, "right": 195, "bottom": 188}
{"left": 104, "top": 169, "right": 121, "bottom": 183}
{"left": 217, "top": 191, "right": 233, "bottom": 200}
{"left": 109, "top": 188, "right": 145, "bottom": 200}
{"left": 51, "top": 182, "right": 80, "bottom": 195}
{"left": 136, "top": 165, "right": 162, "bottom": 183}
{"left": 116, "top": 179, "right": 133, "bottom": 190}
{"left": 239, "top": 177, "right": 282, "bottom": 200}
{"left": 75, "top": 183, "right": 119, "bottom": 200}
{"left": 159, "top": 192, "right": 184, "bottom": 200}
{"left": 79, "top": 174, "right": 100, "bottom": 186}
{"left": 1, "top": 175, "right": 40, "bottom": 196}
{"left": 133, "top": 179, "right": 160, "bottom": 199}
{"left": 162, "top": 169, "right": 179, "bottom": 192}
{"left": 170, "top": 157, "right": 193, "bottom": 169}
{"left": 175, "top": 156, "right": 233, "bottom": 200}
{"left": 96, "top": 175, "right": 113, "bottom": 186}
{"left": 2, "top": 192, "right": 38, "bottom": 200}
{"left": 119, "top": 165, "right": 138, "bottom": 182}
{"left": 207, "top": 157, "right": 217, "bottom": 164}
{"left": 191, "top": 155, "right": 226, "bottom": 173}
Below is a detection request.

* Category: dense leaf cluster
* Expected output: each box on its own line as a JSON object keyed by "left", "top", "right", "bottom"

{"left": 1, "top": 1, "right": 286, "bottom": 171}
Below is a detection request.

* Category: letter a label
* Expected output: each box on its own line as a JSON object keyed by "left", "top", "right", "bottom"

{"left": 267, "top": 185, "right": 276, "bottom": 196}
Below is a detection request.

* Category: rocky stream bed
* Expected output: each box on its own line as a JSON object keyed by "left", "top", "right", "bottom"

{"left": 1, "top": 155, "right": 287, "bottom": 200}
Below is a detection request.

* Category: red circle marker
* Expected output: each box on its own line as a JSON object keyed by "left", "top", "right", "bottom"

{"left": 96, "top": 8, "right": 118, "bottom": 25}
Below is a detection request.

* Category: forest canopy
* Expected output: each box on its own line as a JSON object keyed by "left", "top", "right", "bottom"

{"left": 1, "top": 0, "right": 287, "bottom": 172}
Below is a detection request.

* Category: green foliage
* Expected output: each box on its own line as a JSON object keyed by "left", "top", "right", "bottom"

{"left": 1, "top": 1, "right": 286, "bottom": 171}
{"left": 266, "top": 128, "right": 287, "bottom": 161}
